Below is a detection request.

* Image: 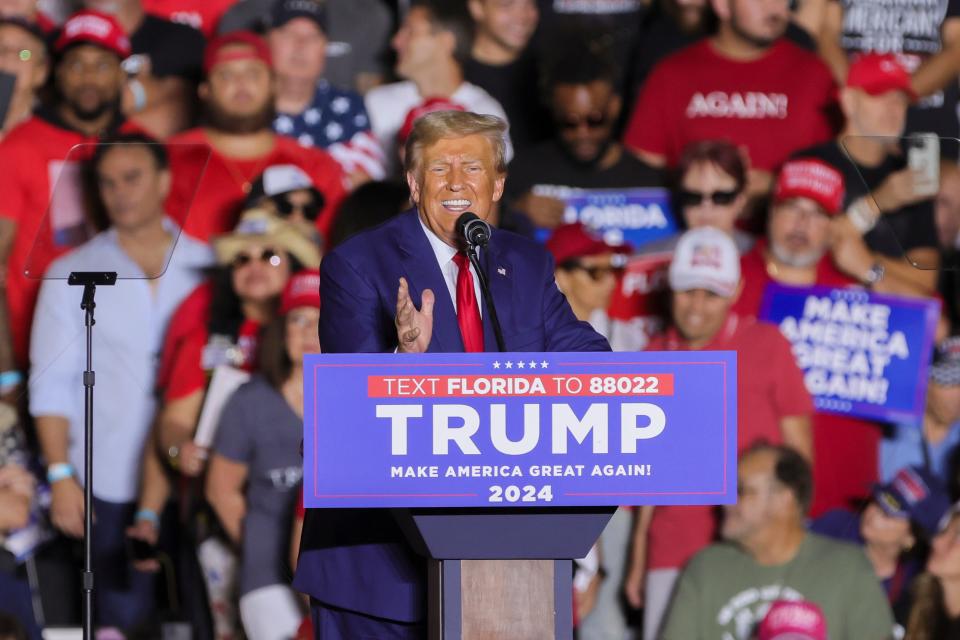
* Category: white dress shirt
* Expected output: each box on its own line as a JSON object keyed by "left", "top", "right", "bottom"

{"left": 30, "top": 220, "right": 212, "bottom": 503}
{"left": 418, "top": 216, "right": 482, "bottom": 316}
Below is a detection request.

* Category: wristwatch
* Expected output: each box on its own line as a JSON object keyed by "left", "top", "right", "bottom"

{"left": 864, "top": 262, "right": 885, "bottom": 288}
{"left": 167, "top": 444, "right": 180, "bottom": 469}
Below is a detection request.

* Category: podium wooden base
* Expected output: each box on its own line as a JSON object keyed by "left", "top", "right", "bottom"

{"left": 428, "top": 558, "right": 573, "bottom": 639}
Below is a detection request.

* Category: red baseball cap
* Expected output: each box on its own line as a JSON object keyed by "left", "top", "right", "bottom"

{"left": 280, "top": 268, "right": 321, "bottom": 315}
{"left": 55, "top": 10, "right": 130, "bottom": 59}
{"left": 545, "top": 223, "right": 631, "bottom": 265}
{"left": 773, "top": 158, "right": 846, "bottom": 216}
{"left": 847, "top": 52, "right": 917, "bottom": 101}
{"left": 756, "top": 600, "right": 827, "bottom": 640}
{"left": 397, "top": 97, "right": 465, "bottom": 145}
{"left": 203, "top": 31, "right": 272, "bottom": 76}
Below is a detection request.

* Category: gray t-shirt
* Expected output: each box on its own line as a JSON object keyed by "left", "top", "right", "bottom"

{"left": 214, "top": 375, "right": 303, "bottom": 596}
{"left": 661, "top": 532, "right": 894, "bottom": 640}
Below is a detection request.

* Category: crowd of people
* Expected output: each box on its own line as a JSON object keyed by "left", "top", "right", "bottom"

{"left": 0, "top": 0, "right": 958, "bottom": 638}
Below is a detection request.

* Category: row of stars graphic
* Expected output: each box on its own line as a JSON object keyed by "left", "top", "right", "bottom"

{"left": 492, "top": 361, "right": 549, "bottom": 369}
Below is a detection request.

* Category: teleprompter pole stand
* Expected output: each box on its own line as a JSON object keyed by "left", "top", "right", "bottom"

{"left": 67, "top": 271, "right": 117, "bottom": 640}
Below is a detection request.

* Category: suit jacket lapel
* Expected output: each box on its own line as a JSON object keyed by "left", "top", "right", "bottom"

{"left": 397, "top": 210, "right": 463, "bottom": 352}
{"left": 481, "top": 235, "right": 514, "bottom": 353}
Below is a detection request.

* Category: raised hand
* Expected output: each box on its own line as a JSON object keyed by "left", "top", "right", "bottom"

{"left": 395, "top": 277, "right": 434, "bottom": 353}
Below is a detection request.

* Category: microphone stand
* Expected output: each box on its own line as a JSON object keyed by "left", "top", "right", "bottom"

{"left": 68, "top": 270, "right": 117, "bottom": 640}
{"left": 464, "top": 244, "right": 506, "bottom": 352}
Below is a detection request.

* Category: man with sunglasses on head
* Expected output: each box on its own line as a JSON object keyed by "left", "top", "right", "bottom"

{"left": 505, "top": 44, "right": 662, "bottom": 231}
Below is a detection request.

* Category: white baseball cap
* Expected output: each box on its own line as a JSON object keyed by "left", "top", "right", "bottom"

{"left": 668, "top": 227, "right": 741, "bottom": 297}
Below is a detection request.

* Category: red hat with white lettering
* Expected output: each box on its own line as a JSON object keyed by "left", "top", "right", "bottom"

{"left": 280, "top": 268, "right": 321, "bottom": 314}
{"left": 203, "top": 31, "right": 272, "bottom": 76}
{"left": 847, "top": 52, "right": 917, "bottom": 101}
{"left": 773, "top": 158, "right": 846, "bottom": 216}
{"left": 55, "top": 10, "right": 131, "bottom": 59}
{"left": 756, "top": 600, "right": 827, "bottom": 640}
{"left": 546, "top": 223, "right": 631, "bottom": 266}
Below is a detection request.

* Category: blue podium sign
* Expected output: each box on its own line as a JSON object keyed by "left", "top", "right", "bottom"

{"left": 303, "top": 351, "right": 737, "bottom": 508}
{"left": 759, "top": 284, "right": 940, "bottom": 422}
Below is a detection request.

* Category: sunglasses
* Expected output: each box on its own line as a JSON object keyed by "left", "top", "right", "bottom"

{"left": 231, "top": 248, "right": 282, "bottom": 269}
{"left": 273, "top": 194, "right": 322, "bottom": 221}
{"left": 678, "top": 189, "right": 740, "bottom": 207}
{"left": 563, "top": 262, "right": 623, "bottom": 282}
{"left": 556, "top": 112, "right": 610, "bottom": 131}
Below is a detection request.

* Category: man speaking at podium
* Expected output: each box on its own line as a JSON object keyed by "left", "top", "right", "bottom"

{"left": 294, "top": 111, "right": 610, "bottom": 637}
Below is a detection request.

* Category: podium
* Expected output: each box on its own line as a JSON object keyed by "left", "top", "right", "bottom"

{"left": 396, "top": 507, "right": 614, "bottom": 638}
{"left": 302, "top": 351, "right": 737, "bottom": 639}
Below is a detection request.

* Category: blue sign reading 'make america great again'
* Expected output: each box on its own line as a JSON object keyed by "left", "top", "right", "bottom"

{"left": 303, "top": 351, "right": 737, "bottom": 509}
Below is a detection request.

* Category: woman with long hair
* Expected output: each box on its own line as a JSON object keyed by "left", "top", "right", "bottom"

{"left": 206, "top": 269, "right": 321, "bottom": 640}
{"left": 905, "top": 505, "right": 960, "bottom": 639}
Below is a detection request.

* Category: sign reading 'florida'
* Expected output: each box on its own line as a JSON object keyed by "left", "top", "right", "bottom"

{"left": 303, "top": 351, "right": 737, "bottom": 508}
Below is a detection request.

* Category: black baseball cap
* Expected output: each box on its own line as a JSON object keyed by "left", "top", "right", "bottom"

{"left": 270, "top": 0, "right": 327, "bottom": 33}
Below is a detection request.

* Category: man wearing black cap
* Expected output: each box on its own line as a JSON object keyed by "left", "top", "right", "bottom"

{"left": 0, "top": 16, "right": 47, "bottom": 138}
{"left": 268, "top": 0, "right": 385, "bottom": 185}
{"left": 84, "top": 0, "right": 206, "bottom": 139}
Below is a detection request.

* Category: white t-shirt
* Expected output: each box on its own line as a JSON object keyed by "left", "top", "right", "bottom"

{"left": 364, "top": 80, "right": 513, "bottom": 177}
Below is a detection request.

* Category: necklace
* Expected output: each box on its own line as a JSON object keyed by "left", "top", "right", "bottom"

{"left": 219, "top": 152, "right": 272, "bottom": 195}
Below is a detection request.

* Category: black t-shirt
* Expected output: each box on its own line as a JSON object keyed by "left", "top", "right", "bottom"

{"left": 506, "top": 138, "right": 664, "bottom": 202}
{"left": 798, "top": 140, "right": 938, "bottom": 256}
{"left": 133, "top": 14, "right": 205, "bottom": 83}
{"left": 463, "top": 49, "right": 553, "bottom": 151}
{"left": 837, "top": 0, "right": 960, "bottom": 156}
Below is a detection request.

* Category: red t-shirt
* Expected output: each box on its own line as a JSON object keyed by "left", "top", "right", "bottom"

{"left": 156, "top": 282, "right": 262, "bottom": 401}
{"left": 142, "top": 0, "right": 236, "bottom": 37}
{"left": 0, "top": 114, "right": 139, "bottom": 368}
{"left": 165, "top": 129, "right": 348, "bottom": 243}
{"left": 734, "top": 240, "right": 882, "bottom": 517}
{"left": 623, "top": 39, "right": 838, "bottom": 171}
{"left": 644, "top": 313, "right": 814, "bottom": 570}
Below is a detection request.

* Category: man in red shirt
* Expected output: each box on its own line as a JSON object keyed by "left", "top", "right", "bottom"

{"left": 165, "top": 31, "right": 347, "bottom": 244}
{"left": 733, "top": 158, "right": 886, "bottom": 518}
{"left": 626, "top": 226, "right": 813, "bottom": 640}
{"left": 623, "top": 0, "right": 838, "bottom": 195}
{"left": 0, "top": 9, "right": 135, "bottom": 371}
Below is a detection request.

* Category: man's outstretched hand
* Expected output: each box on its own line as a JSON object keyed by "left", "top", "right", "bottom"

{"left": 395, "top": 277, "right": 434, "bottom": 353}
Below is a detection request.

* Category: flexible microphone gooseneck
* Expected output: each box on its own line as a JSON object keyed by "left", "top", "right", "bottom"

{"left": 456, "top": 212, "right": 506, "bottom": 352}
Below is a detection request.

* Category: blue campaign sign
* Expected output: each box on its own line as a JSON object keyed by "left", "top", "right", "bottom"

{"left": 533, "top": 188, "right": 678, "bottom": 247}
{"left": 303, "top": 351, "right": 737, "bottom": 508}
{"left": 758, "top": 284, "right": 940, "bottom": 422}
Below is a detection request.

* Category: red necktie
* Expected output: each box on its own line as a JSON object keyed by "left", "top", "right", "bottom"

{"left": 453, "top": 252, "right": 484, "bottom": 352}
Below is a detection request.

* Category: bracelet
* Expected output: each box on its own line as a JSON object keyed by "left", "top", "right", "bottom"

{"left": 134, "top": 508, "right": 159, "bottom": 527}
{"left": 128, "top": 78, "right": 147, "bottom": 112}
{"left": 846, "top": 197, "right": 879, "bottom": 234}
{"left": 0, "top": 370, "right": 22, "bottom": 391}
{"left": 46, "top": 462, "right": 74, "bottom": 484}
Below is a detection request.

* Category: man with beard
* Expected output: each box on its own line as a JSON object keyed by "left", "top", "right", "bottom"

{"left": 165, "top": 31, "right": 346, "bottom": 244}
{"left": 505, "top": 46, "right": 662, "bottom": 231}
{"left": 733, "top": 158, "right": 887, "bottom": 518}
{"left": 0, "top": 9, "right": 137, "bottom": 373}
{"left": 624, "top": 0, "right": 838, "bottom": 196}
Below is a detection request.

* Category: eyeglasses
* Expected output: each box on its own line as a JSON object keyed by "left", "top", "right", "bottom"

{"left": 231, "top": 248, "right": 282, "bottom": 269}
{"left": 678, "top": 189, "right": 740, "bottom": 208}
{"left": 563, "top": 262, "right": 623, "bottom": 282}
{"left": 273, "top": 194, "right": 322, "bottom": 222}
{"left": 555, "top": 112, "right": 611, "bottom": 131}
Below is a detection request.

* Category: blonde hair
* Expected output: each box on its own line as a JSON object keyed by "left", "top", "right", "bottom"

{"left": 403, "top": 111, "right": 508, "bottom": 178}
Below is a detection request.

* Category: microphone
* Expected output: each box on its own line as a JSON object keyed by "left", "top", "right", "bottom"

{"left": 456, "top": 212, "right": 491, "bottom": 249}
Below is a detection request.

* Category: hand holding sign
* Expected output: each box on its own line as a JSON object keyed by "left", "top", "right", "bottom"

{"left": 396, "top": 277, "right": 434, "bottom": 353}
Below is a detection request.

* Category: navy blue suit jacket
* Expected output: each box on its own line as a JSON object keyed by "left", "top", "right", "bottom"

{"left": 294, "top": 209, "right": 610, "bottom": 622}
